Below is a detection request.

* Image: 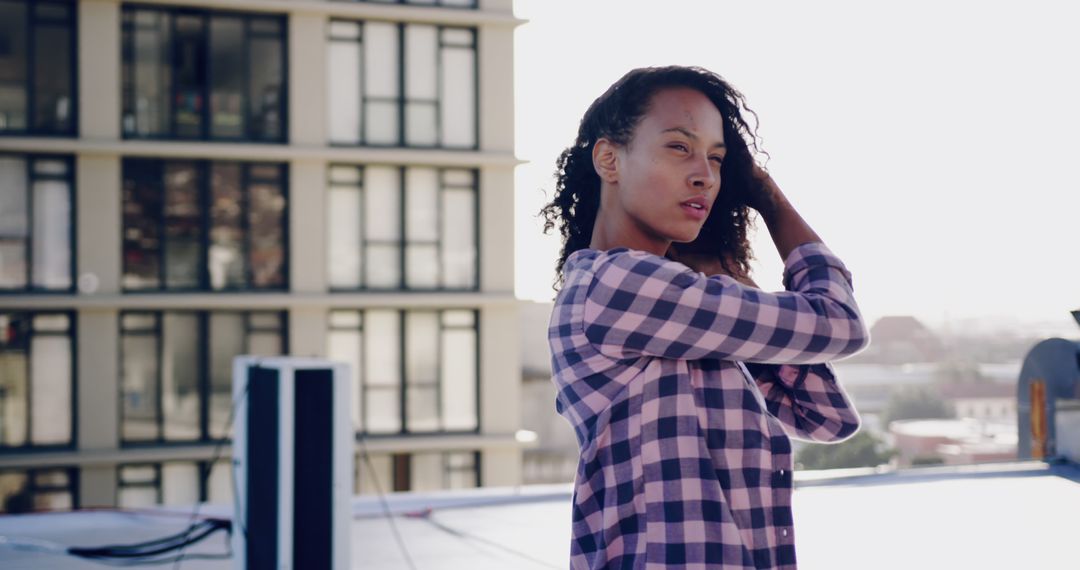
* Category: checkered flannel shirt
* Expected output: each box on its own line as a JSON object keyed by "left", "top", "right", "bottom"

{"left": 549, "top": 241, "right": 870, "bottom": 569}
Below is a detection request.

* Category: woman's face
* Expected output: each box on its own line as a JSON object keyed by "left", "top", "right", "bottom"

{"left": 612, "top": 87, "right": 727, "bottom": 247}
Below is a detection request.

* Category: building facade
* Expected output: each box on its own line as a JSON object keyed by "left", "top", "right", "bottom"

{"left": 0, "top": 0, "right": 522, "bottom": 512}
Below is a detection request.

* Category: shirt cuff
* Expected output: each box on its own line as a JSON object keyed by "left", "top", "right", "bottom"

{"left": 781, "top": 242, "right": 854, "bottom": 291}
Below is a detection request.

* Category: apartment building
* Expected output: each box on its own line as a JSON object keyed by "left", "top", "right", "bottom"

{"left": 0, "top": 0, "right": 522, "bottom": 511}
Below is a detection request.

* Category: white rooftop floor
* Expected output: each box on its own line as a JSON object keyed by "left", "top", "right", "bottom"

{"left": 0, "top": 461, "right": 1076, "bottom": 569}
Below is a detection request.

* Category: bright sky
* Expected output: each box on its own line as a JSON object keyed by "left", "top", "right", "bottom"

{"left": 511, "top": 0, "right": 1080, "bottom": 334}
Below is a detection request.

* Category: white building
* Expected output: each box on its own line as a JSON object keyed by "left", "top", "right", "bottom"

{"left": 0, "top": 0, "right": 523, "bottom": 512}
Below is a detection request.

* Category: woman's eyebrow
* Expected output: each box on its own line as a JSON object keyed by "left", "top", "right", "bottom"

{"left": 661, "top": 127, "right": 726, "bottom": 149}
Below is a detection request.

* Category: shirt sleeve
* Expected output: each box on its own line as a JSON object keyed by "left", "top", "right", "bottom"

{"left": 582, "top": 242, "right": 870, "bottom": 364}
{"left": 744, "top": 361, "right": 861, "bottom": 442}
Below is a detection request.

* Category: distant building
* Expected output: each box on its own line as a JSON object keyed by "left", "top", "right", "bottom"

{"left": 939, "top": 381, "right": 1017, "bottom": 422}
{"left": 0, "top": 0, "right": 524, "bottom": 512}
{"left": 853, "top": 315, "right": 944, "bottom": 364}
{"left": 520, "top": 300, "right": 577, "bottom": 484}
{"left": 888, "top": 418, "right": 1016, "bottom": 467}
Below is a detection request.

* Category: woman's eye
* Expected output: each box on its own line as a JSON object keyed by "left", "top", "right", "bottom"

{"left": 669, "top": 143, "right": 689, "bottom": 152}
{"left": 709, "top": 156, "right": 724, "bottom": 165}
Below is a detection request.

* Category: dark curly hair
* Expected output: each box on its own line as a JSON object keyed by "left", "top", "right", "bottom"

{"left": 538, "top": 65, "right": 768, "bottom": 292}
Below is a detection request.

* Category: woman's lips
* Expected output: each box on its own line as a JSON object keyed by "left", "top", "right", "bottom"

{"left": 681, "top": 203, "right": 708, "bottom": 220}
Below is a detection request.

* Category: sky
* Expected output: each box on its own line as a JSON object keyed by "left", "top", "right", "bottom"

{"left": 511, "top": 0, "right": 1080, "bottom": 335}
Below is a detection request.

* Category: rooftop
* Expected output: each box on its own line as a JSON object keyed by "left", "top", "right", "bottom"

{"left": 0, "top": 460, "right": 1077, "bottom": 569}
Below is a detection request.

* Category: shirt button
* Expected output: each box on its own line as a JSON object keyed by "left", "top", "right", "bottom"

{"left": 779, "top": 469, "right": 786, "bottom": 476}
{"left": 782, "top": 529, "right": 789, "bottom": 537}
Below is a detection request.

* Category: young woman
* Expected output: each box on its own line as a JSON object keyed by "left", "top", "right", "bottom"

{"left": 540, "top": 66, "right": 870, "bottom": 569}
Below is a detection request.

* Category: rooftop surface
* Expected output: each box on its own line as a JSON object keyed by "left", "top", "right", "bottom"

{"left": 1, "top": 460, "right": 1076, "bottom": 569}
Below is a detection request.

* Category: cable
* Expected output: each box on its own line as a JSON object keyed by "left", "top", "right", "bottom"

{"left": 170, "top": 378, "right": 250, "bottom": 569}
{"left": 357, "top": 435, "right": 418, "bottom": 570}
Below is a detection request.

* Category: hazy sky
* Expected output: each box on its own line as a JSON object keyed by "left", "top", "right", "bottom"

{"left": 511, "top": 0, "right": 1079, "bottom": 334}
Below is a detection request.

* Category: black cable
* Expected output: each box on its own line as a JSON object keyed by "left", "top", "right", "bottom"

{"left": 70, "top": 552, "right": 231, "bottom": 567}
{"left": 168, "top": 378, "right": 250, "bottom": 569}
{"left": 357, "top": 436, "right": 418, "bottom": 570}
{"left": 71, "top": 519, "right": 229, "bottom": 559}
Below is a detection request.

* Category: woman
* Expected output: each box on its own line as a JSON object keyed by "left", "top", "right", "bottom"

{"left": 540, "top": 66, "right": 870, "bottom": 569}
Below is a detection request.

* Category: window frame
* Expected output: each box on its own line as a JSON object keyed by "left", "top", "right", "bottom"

{"left": 334, "top": 0, "right": 478, "bottom": 8}
{"left": 0, "top": 466, "right": 79, "bottom": 513}
{"left": 117, "top": 459, "right": 231, "bottom": 507}
{"left": 120, "top": 3, "right": 289, "bottom": 143}
{"left": 118, "top": 310, "right": 288, "bottom": 446}
{"left": 121, "top": 158, "right": 290, "bottom": 293}
{"left": 0, "top": 310, "right": 77, "bottom": 453}
{"left": 355, "top": 450, "right": 481, "bottom": 496}
{"left": 0, "top": 153, "right": 76, "bottom": 293}
{"left": 326, "top": 164, "right": 479, "bottom": 291}
{"left": 0, "top": 0, "right": 79, "bottom": 137}
{"left": 326, "top": 19, "right": 479, "bottom": 149}
{"left": 329, "top": 308, "right": 481, "bottom": 437}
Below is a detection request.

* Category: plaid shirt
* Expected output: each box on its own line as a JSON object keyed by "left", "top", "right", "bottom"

{"left": 549, "top": 242, "right": 869, "bottom": 569}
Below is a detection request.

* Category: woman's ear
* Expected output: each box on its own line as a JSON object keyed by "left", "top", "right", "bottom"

{"left": 592, "top": 138, "right": 619, "bottom": 184}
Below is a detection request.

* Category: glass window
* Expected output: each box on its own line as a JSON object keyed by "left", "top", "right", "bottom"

{"left": 327, "top": 20, "right": 477, "bottom": 148}
{"left": 123, "top": 159, "right": 288, "bottom": 292}
{"left": 122, "top": 6, "right": 286, "bottom": 142}
{"left": 354, "top": 451, "right": 478, "bottom": 497}
{"left": 118, "top": 464, "right": 160, "bottom": 508}
{"left": 327, "top": 165, "right": 477, "bottom": 290}
{"left": 120, "top": 311, "right": 285, "bottom": 443}
{"left": 0, "top": 155, "right": 74, "bottom": 291}
{"left": 0, "top": 1, "right": 76, "bottom": 135}
{"left": 328, "top": 308, "right": 477, "bottom": 435}
{"left": 0, "top": 312, "right": 74, "bottom": 449}
{"left": 333, "top": 0, "right": 478, "bottom": 8}
{"left": 118, "top": 460, "right": 230, "bottom": 508}
{"left": 0, "top": 467, "right": 77, "bottom": 513}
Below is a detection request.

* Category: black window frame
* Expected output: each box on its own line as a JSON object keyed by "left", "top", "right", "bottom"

{"left": 0, "top": 153, "right": 76, "bottom": 293}
{"left": 118, "top": 309, "right": 288, "bottom": 446}
{"left": 356, "top": 450, "right": 481, "bottom": 495}
{"left": 329, "top": 308, "right": 481, "bottom": 437}
{"left": 333, "top": 0, "right": 478, "bottom": 8}
{"left": 0, "top": 466, "right": 79, "bottom": 513}
{"left": 326, "top": 19, "right": 479, "bottom": 149}
{"left": 0, "top": 310, "right": 77, "bottom": 453}
{"left": 0, "top": 0, "right": 79, "bottom": 137}
{"left": 120, "top": 3, "right": 289, "bottom": 143}
{"left": 327, "top": 164, "right": 479, "bottom": 291}
{"left": 117, "top": 459, "right": 230, "bottom": 506}
{"left": 121, "top": 157, "right": 290, "bottom": 293}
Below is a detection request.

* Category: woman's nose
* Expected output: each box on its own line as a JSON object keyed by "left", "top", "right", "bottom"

{"left": 689, "top": 155, "right": 718, "bottom": 189}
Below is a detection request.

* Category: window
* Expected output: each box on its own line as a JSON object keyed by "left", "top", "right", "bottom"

{"left": 122, "top": 159, "right": 287, "bottom": 291}
{"left": 121, "top": 6, "right": 286, "bottom": 142}
{"left": 327, "top": 165, "right": 477, "bottom": 290}
{"left": 327, "top": 20, "right": 476, "bottom": 148}
{"left": 0, "top": 155, "right": 73, "bottom": 291}
{"left": 0, "top": 0, "right": 76, "bottom": 135}
{"left": 120, "top": 311, "right": 286, "bottom": 443}
{"left": 328, "top": 309, "right": 478, "bottom": 435}
{"left": 0, "top": 467, "right": 77, "bottom": 513}
{"left": 355, "top": 450, "right": 479, "bottom": 496}
{"left": 118, "top": 460, "right": 231, "bottom": 508}
{"left": 0, "top": 312, "right": 73, "bottom": 450}
{"left": 334, "top": 0, "right": 477, "bottom": 7}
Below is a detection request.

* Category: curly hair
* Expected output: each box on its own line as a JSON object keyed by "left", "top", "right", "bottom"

{"left": 538, "top": 65, "right": 768, "bottom": 292}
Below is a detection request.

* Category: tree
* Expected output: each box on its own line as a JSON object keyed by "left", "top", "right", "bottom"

{"left": 795, "top": 430, "right": 896, "bottom": 470}
{"left": 880, "top": 385, "right": 955, "bottom": 427}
